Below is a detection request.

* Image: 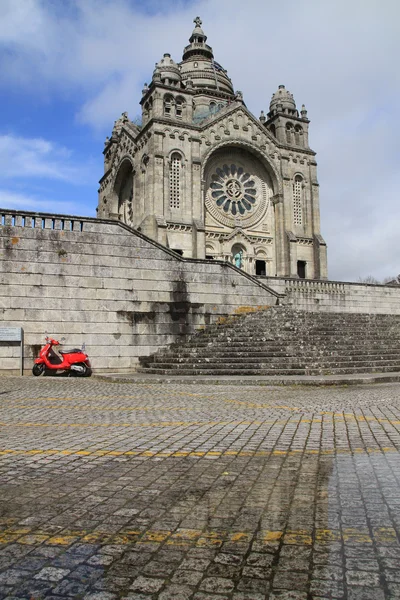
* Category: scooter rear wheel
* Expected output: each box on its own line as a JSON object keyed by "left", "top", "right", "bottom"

{"left": 71, "top": 363, "right": 92, "bottom": 377}
{"left": 32, "top": 363, "right": 45, "bottom": 376}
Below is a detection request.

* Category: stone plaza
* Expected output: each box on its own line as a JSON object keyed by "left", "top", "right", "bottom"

{"left": 1, "top": 377, "right": 400, "bottom": 599}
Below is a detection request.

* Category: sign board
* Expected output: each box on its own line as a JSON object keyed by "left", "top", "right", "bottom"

{"left": 0, "top": 327, "right": 22, "bottom": 342}
{"left": 0, "top": 327, "right": 24, "bottom": 375}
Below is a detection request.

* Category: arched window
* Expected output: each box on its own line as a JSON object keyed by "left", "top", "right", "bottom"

{"left": 169, "top": 153, "right": 182, "bottom": 209}
{"left": 210, "top": 102, "right": 217, "bottom": 114}
{"left": 164, "top": 94, "right": 173, "bottom": 117}
{"left": 114, "top": 159, "right": 134, "bottom": 226}
{"left": 293, "top": 175, "right": 303, "bottom": 225}
{"left": 294, "top": 125, "right": 303, "bottom": 146}
{"left": 175, "top": 96, "right": 184, "bottom": 119}
{"left": 286, "top": 123, "right": 293, "bottom": 144}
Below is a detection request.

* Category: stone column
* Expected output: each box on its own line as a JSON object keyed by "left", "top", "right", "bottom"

{"left": 287, "top": 232, "right": 298, "bottom": 277}
{"left": 272, "top": 194, "right": 286, "bottom": 276}
{"left": 314, "top": 234, "right": 328, "bottom": 279}
{"left": 193, "top": 220, "right": 205, "bottom": 259}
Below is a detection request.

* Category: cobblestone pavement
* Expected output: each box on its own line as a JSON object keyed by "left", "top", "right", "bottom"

{"left": 1, "top": 378, "right": 400, "bottom": 599}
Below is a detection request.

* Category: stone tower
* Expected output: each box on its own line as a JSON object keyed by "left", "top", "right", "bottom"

{"left": 98, "top": 17, "right": 327, "bottom": 279}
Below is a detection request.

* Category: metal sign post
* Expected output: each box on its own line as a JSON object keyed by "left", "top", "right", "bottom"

{"left": 0, "top": 327, "right": 24, "bottom": 375}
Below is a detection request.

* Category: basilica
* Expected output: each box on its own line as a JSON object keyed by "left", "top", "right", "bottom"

{"left": 97, "top": 17, "right": 327, "bottom": 279}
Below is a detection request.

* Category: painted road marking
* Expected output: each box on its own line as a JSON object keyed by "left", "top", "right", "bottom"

{"left": 0, "top": 525, "right": 395, "bottom": 547}
{"left": 0, "top": 446, "right": 397, "bottom": 458}
{"left": 1, "top": 414, "right": 399, "bottom": 428}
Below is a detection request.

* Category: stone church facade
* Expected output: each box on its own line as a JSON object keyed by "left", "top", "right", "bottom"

{"left": 98, "top": 17, "right": 327, "bottom": 280}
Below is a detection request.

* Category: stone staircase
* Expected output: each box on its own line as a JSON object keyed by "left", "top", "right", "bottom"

{"left": 137, "top": 307, "right": 400, "bottom": 376}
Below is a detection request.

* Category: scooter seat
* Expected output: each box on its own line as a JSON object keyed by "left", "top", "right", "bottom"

{"left": 60, "top": 348, "right": 81, "bottom": 354}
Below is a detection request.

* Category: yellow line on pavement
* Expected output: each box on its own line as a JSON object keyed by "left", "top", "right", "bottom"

{"left": 8, "top": 404, "right": 190, "bottom": 412}
{"left": 0, "top": 420, "right": 205, "bottom": 429}
{"left": 1, "top": 414, "right": 399, "bottom": 428}
{"left": 0, "top": 446, "right": 397, "bottom": 459}
{"left": 0, "top": 525, "right": 395, "bottom": 548}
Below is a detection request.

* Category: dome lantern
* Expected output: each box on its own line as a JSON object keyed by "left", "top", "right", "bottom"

{"left": 180, "top": 17, "right": 234, "bottom": 96}
{"left": 269, "top": 85, "right": 298, "bottom": 116}
{"left": 153, "top": 53, "right": 182, "bottom": 85}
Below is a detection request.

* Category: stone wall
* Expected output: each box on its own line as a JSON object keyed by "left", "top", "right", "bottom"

{"left": 1, "top": 209, "right": 400, "bottom": 374}
{"left": 0, "top": 210, "right": 281, "bottom": 374}
{"left": 262, "top": 277, "right": 400, "bottom": 314}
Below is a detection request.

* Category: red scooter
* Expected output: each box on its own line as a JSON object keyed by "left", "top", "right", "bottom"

{"left": 32, "top": 337, "right": 92, "bottom": 377}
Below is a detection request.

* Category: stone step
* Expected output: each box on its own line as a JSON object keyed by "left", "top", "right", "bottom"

{"left": 174, "top": 339, "right": 400, "bottom": 351}
{"left": 145, "top": 357, "right": 400, "bottom": 370}
{"left": 153, "top": 346, "right": 400, "bottom": 359}
{"left": 139, "top": 307, "right": 400, "bottom": 376}
{"left": 137, "top": 364, "right": 400, "bottom": 376}
{"left": 189, "top": 323, "right": 400, "bottom": 338}
{"left": 148, "top": 354, "right": 400, "bottom": 365}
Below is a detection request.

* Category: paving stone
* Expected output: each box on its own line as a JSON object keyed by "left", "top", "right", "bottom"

{"left": 232, "top": 594, "right": 266, "bottom": 600}
{"left": 158, "top": 585, "right": 194, "bottom": 600}
{"left": 130, "top": 575, "right": 165, "bottom": 593}
{"left": 237, "top": 576, "right": 270, "bottom": 594}
{"left": 179, "top": 558, "right": 211, "bottom": 571}
{"left": 171, "top": 569, "right": 203, "bottom": 586}
{"left": 53, "top": 578, "right": 89, "bottom": 596}
{"left": 269, "top": 592, "right": 308, "bottom": 600}
{"left": 83, "top": 593, "right": 118, "bottom": 600}
{"left": 199, "top": 576, "right": 235, "bottom": 593}
{"left": 1, "top": 378, "right": 400, "bottom": 599}
{"left": 33, "top": 566, "right": 70, "bottom": 582}
{"left": 347, "top": 587, "right": 385, "bottom": 600}
{"left": 309, "top": 579, "right": 345, "bottom": 598}
{"left": 272, "top": 570, "right": 308, "bottom": 590}
{"left": 194, "top": 594, "right": 229, "bottom": 600}
{"left": 346, "top": 570, "right": 381, "bottom": 586}
{"left": 0, "top": 570, "right": 31, "bottom": 586}
{"left": 246, "top": 552, "right": 274, "bottom": 567}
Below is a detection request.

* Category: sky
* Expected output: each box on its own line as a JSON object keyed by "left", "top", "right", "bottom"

{"left": 0, "top": 0, "right": 399, "bottom": 282}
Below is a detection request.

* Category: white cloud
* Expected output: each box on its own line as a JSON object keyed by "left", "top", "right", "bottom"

{"left": 0, "top": 189, "right": 86, "bottom": 215}
{"left": 0, "top": 0, "right": 399, "bottom": 281}
{"left": 0, "top": 134, "right": 93, "bottom": 184}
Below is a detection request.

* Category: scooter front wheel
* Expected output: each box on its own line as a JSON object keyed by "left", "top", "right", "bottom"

{"left": 32, "top": 363, "right": 45, "bottom": 377}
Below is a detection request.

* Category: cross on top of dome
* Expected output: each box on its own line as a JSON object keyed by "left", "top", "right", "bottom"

{"left": 194, "top": 16, "right": 202, "bottom": 28}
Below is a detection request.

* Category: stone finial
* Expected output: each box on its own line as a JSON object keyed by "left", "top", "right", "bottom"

{"left": 142, "top": 82, "right": 149, "bottom": 95}
{"left": 259, "top": 111, "right": 266, "bottom": 123}
{"left": 235, "top": 90, "right": 243, "bottom": 101}
{"left": 104, "top": 136, "right": 110, "bottom": 147}
{"left": 301, "top": 104, "right": 308, "bottom": 118}
{"left": 194, "top": 16, "right": 202, "bottom": 28}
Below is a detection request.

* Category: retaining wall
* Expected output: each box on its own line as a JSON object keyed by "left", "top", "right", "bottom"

{"left": 0, "top": 210, "right": 280, "bottom": 373}
{"left": 1, "top": 209, "right": 399, "bottom": 374}
{"left": 261, "top": 277, "right": 400, "bottom": 314}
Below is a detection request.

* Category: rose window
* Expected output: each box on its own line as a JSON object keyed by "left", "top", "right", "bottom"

{"left": 210, "top": 164, "right": 257, "bottom": 216}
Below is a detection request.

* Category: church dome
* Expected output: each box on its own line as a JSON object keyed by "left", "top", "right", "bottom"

{"left": 270, "top": 85, "right": 297, "bottom": 113}
{"left": 179, "top": 17, "right": 234, "bottom": 96}
{"left": 153, "top": 53, "right": 182, "bottom": 84}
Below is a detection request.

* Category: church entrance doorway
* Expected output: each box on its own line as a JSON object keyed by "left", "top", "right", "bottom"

{"left": 297, "top": 260, "right": 306, "bottom": 279}
{"left": 255, "top": 260, "right": 266, "bottom": 276}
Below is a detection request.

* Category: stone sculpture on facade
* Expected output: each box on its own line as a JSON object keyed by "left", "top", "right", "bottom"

{"left": 234, "top": 250, "right": 243, "bottom": 269}
{"left": 98, "top": 17, "right": 327, "bottom": 280}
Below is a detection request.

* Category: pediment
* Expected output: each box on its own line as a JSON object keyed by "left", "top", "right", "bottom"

{"left": 225, "top": 228, "right": 255, "bottom": 244}
{"left": 199, "top": 103, "right": 276, "bottom": 146}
